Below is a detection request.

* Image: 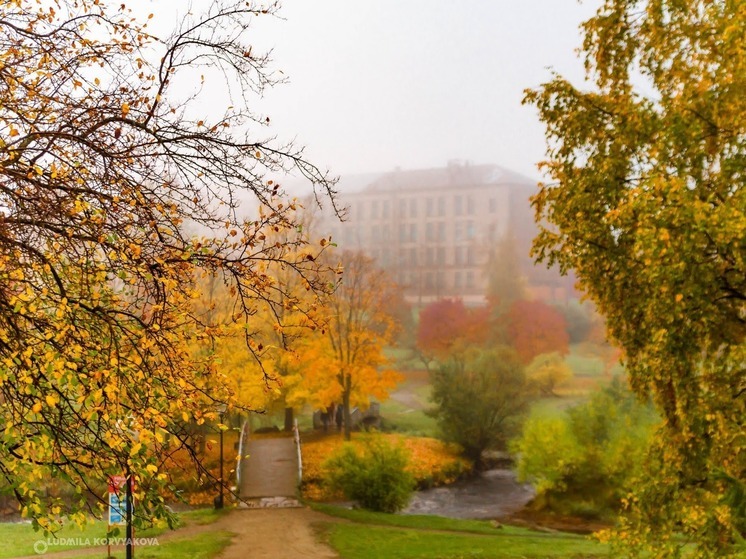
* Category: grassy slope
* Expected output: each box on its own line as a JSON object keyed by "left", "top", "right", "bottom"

{"left": 0, "top": 508, "right": 228, "bottom": 559}
{"left": 64, "top": 531, "right": 234, "bottom": 559}
{"left": 314, "top": 505, "right": 609, "bottom": 559}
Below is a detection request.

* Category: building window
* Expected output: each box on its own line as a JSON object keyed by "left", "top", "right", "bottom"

{"left": 454, "top": 222, "right": 464, "bottom": 242}
{"left": 436, "top": 271, "right": 444, "bottom": 289}
{"left": 426, "top": 247, "right": 434, "bottom": 265}
{"left": 382, "top": 200, "right": 390, "bottom": 219}
{"left": 454, "top": 195, "right": 463, "bottom": 216}
{"left": 425, "top": 272, "right": 434, "bottom": 289}
{"left": 489, "top": 198, "right": 497, "bottom": 213}
{"left": 409, "top": 223, "right": 417, "bottom": 242}
{"left": 410, "top": 198, "right": 417, "bottom": 218}
{"left": 399, "top": 223, "right": 407, "bottom": 243}
{"left": 466, "top": 271, "right": 474, "bottom": 288}
{"left": 454, "top": 246, "right": 464, "bottom": 265}
{"left": 371, "top": 227, "right": 380, "bottom": 242}
{"left": 466, "top": 220, "right": 475, "bottom": 240}
{"left": 426, "top": 222, "right": 435, "bottom": 242}
{"left": 454, "top": 271, "right": 462, "bottom": 288}
{"left": 438, "top": 222, "right": 446, "bottom": 242}
{"left": 436, "top": 247, "right": 446, "bottom": 264}
{"left": 426, "top": 197, "right": 434, "bottom": 217}
{"left": 409, "top": 247, "right": 417, "bottom": 266}
{"left": 398, "top": 198, "right": 407, "bottom": 218}
{"left": 467, "top": 246, "right": 475, "bottom": 265}
{"left": 371, "top": 200, "right": 379, "bottom": 219}
{"left": 398, "top": 249, "right": 407, "bottom": 266}
{"left": 438, "top": 197, "right": 445, "bottom": 216}
{"left": 467, "top": 195, "right": 475, "bottom": 215}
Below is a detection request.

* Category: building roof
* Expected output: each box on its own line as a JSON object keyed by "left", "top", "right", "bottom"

{"left": 334, "top": 162, "right": 537, "bottom": 196}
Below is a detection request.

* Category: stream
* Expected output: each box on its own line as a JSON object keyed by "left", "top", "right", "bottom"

{"left": 403, "top": 469, "right": 535, "bottom": 519}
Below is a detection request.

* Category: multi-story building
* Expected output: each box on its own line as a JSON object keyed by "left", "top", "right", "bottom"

{"left": 317, "top": 161, "right": 574, "bottom": 305}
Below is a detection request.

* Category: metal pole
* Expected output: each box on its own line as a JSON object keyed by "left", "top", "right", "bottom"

{"left": 218, "top": 411, "right": 224, "bottom": 509}
{"left": 126, "top": 469, "right": 133, "bottom": 559}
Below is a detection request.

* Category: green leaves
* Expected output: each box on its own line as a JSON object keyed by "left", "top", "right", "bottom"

{"left": 526, "top": 0, "right": 745, "bottom": 555}
{"left": 430, "top": 347, "right": 530, "bottom": 467}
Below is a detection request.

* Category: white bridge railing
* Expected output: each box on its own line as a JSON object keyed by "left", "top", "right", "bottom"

{"left": 293, "top": 418, "right": 303, "bottom": 489}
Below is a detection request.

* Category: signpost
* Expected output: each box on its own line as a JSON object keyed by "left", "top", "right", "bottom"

{"left": 107, "top": 474, "right": 133, "bottom": 559}
{"left": 108, "top": 475, "right": 128, "bottom": 525}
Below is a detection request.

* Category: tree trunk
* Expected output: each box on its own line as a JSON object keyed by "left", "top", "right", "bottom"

{"left": 284, "top": 407, "right": 294, "bottom": 432}
{"left": 343, "top": 374, "right": 352, "bottom": 441}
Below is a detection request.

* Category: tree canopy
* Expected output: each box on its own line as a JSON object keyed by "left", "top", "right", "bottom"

{"left": 429, "top": 347, "right": 529, "bottom": 468}
{"left": 526, "top": 0, "right": 745, "bottom": 555}
{"left": 297, "top": 251, "right": 401, "bottom": 440}
{"left": 504, "top": 299, "right": 569, "bottom": 364}
{"left": 0, "top": 0, "right": 336, "bottom": 528}
{"left": 416, "top": 298, "right": 489, "bottom": 361}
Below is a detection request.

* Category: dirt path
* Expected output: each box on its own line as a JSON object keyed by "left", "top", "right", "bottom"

{"left": 214, "top": 508, "right": 338, "bottom": 559}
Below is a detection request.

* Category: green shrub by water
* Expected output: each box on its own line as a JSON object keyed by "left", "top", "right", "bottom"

{"left": 323, "top": 435, "right": 415, "bottom": 513}
{"left": 512, "top": 377, "right": 658, "bottom": 517}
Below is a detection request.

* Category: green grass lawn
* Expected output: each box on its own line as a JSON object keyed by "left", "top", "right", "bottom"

{"left": 379, "top": 399, "right": 439, "bottom": 437}
{"left": 314, "top": 505, "right": 609, "bottom": 558}
{"left": 564, "top": 352, "right": 605, "bottom": 378}
{"left": 0, "top": 508, "right": 226, "bottom": 559}
{"left": 63, "top": 531, "right": 234, "bottom": 559}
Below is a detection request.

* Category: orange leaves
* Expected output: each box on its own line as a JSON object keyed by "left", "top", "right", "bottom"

{"left": 292, "top": 251, "right": 401, "bottom": 416}
{"left": 301, "top": 434, "right": 470, "bottom": 500}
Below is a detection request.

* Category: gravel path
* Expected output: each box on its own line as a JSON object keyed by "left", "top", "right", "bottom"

{"left": 215, "top": 508, "right": 338, "bottom": 559}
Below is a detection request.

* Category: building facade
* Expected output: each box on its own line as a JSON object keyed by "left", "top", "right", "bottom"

{"left": 318, "top": 161, "right": 573, "bottom": 305}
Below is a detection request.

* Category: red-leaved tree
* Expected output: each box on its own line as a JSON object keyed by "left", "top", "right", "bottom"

{"left": 505, "top": 300, "right": 569, "bottom": 364}
{"left": 416, "top": 299, "right": 489, "bottom": 361}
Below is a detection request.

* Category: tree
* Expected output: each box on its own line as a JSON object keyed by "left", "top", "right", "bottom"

{"left": 298, "top": 251, "right": 401, "bottom": 440}
{"left": 485, "top": 233, "right": 527, "bottom": 313}
{"left": 504, "top": 300, "right": 570, "bottom": 364}
{"left": 526, "top": 1, "right": 745, "bottom": 555}
{"left": 556, "top": 300, "right": 596, "bottom": 345}
{"left": 429, "top": 347, "right": 530, "bottom": 468}
{"left": 526, "top": 352, "right": 573, "bottom": 397}
{"left": 416, "top": 298, "right": 489, "bottom": 362}
{"left": 0, "top": 1, "right": 337, "bottom": 528}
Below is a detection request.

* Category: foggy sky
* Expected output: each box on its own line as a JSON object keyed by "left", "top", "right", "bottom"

{"left": 144, "top": 1, "right": 601, "bottom": 184}
{"left": 246, "top": 1, "right": 601, "bottom": 181}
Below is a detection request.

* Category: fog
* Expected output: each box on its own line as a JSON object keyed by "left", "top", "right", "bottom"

{"left": 145, "top": 0, "right": 601, "bottom": 184}
{"left": 245, "top": 0, "right": 601, "bottom": 181}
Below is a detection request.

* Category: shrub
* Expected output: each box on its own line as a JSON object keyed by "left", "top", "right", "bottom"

{"left": 526, "top": 352, "right": 573, "bottom": 397}
{"left": 512, "top": 378, "right": 657, "bottom": 516}
{"left": 301, "top": 433, "right": 469, "bottom": 500}
{"left": 323, "top": 435, "right": 415, "bottom": 513}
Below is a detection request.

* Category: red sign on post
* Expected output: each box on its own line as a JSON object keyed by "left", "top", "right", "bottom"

{"left": 108, "top": 475, "right": 128, "bottom": 494}
{"left": 107, "top": 475, "right": 133, "bottom": 526}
